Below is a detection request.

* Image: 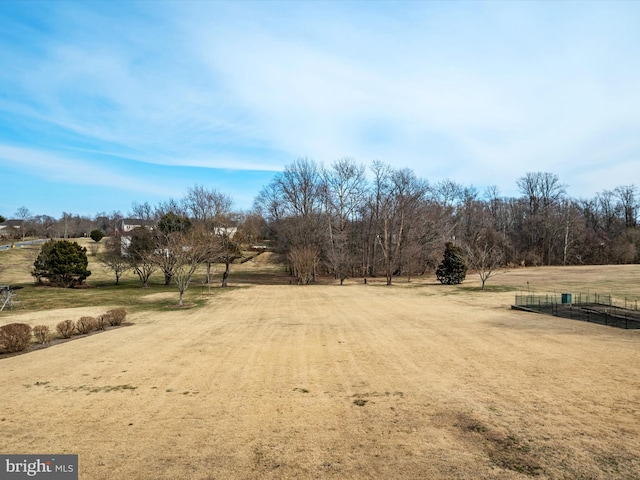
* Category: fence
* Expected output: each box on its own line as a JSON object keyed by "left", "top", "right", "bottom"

{"left": 513, "top": 292, "right": 640, "bottom": 329}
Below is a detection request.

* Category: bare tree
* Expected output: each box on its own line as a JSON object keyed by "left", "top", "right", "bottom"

{"left": 218, "top": 231, "right": 242, "bottom": 287}
{"left": 31, "top": 215, "right": 56, "bottom": 239}
{"left": 463, "top": 228, "right": 506, "bottom": 290}
{"left": 100, "top": 237, "right": 131, "bottom": 285}
{"left": 125, "top": 227, "right": 157, "bottom": 288}
{"left": 254, "top": 180, "right": 285, "bottom": 222}
{"left": 167, "top": 228, "right": 210, "bottom": 306}
{"left": 14, "top": 206, "right": 31, "bottom": 240}
{"left": 614, "top": 185, "right": 638, "bottom": 228}
{"left": 517, "top": 172, "right": 566, "bottom": 215}
{"left": 277, "top": 158, "right": 322, "bottom": 217}
{"left": 370, "top": 164, "right": 428, "bottom": 285}
{"left": 390, "top": 168, "right": 428, "bottom": 279}
{"left": 153, "top": 212, "right": 193, "bottom": 285}
{"left": 322, "top": 158, "right": 367, "bottom": 284}
{"left": 182, "top": 185, "right": 234, "bottom": 284}
{"left": 516, "top": 172, "right": 567, "bottom": 265}
{"left": 183, "top": 185, "right": 232, "bottom": 225}
{"left": 235, "top": 212, "right": 268, "bottom": 246}
{"left": 430, "top": 179, "right": 464, "bottom": 208}
{"left": 107, "top": 211, "right": 124, "bottom": 236}
{"left": 367, "top": 160, "right": 394, "bottom": 283}
{"left": 153, "top": 246, "right": 178, "bottom": 286}
{"left": 255, "top": 159, "right": 325, "bottom": 281}
{"left": 130, "top": 201, "right": 155, "bottom": 222}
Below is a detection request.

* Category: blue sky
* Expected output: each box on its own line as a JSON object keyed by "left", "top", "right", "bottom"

{"left": 1, "top": 0, "right": 639, "bottom": 218}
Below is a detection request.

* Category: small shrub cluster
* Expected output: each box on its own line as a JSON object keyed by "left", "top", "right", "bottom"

{"left": 0, "top": 323, "right": 32, "bottom": 353}
{"left": 33, "top": 325, "right": 52, "bottom": 344}
{"left": 76, "top": 316, "right": 98, "bottom": 334}
{"left": 54, "top": 309, "right": 127, "bottom": 340}
{"left": 103, "top": 308, "right": 127, "bottom": 326}
{"left": 56, "top": 319, "right": 75, "bottom": 339}
{"left": 0, "top": 309, "right": 128, "bottom": 356}
{"left": 95, "top": 315, "right": 107, "bottom": 331}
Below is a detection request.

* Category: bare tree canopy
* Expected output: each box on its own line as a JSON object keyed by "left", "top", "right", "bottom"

{"left": 7, "top": 168, "right": 640, "bottom": 286}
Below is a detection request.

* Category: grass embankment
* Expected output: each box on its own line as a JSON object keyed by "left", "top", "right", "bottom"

{"left": 0, "top": 242, "right": 219, "bottom": 316}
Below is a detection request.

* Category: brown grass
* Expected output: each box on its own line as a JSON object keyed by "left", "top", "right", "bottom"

{"left": 1, "top": 249, "right": 639, "bottom": 479}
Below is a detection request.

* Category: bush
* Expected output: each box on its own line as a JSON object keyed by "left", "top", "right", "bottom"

{"left": 105, "top": 308, "right": 127, "bottom": 326}
{"left": 0, "top": 323, "right": 33, "bottom": 353}
{"left": 56, "top": 320, "right": 75, "bottom": 339}
{"left": 95, "top": 315, "right": 107, "bottom": 331}
{"left": 90, "top": 229, "right": 105, "bottom": 243}
{"left": 436, "top": 242, "right": 467, "bottom": 285}
{"left": 33, "top": 325, "right": 52, "bottom": 344}
{"left": 76, "top": 316, "right": 98, "bottom": 334}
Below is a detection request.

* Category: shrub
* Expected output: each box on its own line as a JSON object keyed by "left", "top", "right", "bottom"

{"left": 90, "top": 229, "right": 105, "bottom": 243}
{"left": 105, "top": 308, "right": 127, "bottom": 326}
{"left": 56, "top": 320, "right": 75, "bottom": 339}
{"left": 95, "top": 315, "right": 107, "bottom": 331}
{"left": 0, "top": 323, "right": 33, "bottom": 353}
{"left": 76, "top": 316, "right": 98, "bottom": 335}
{"left": 33, "top": 325, "right": 52, "bottom": 344}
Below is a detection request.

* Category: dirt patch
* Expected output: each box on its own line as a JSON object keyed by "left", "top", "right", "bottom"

{"left": 453, "top": 412, "right": 543, "bottom": 476}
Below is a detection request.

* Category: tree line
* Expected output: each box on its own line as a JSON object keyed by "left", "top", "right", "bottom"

{"left": 3, "top": 159, "right": 639, "bottom": 286}
{"left": 253, "top": 158, "right": 639, "bottom": 284}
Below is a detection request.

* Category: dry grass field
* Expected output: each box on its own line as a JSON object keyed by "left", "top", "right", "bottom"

{"left": 1, "top": 245, "right": 639, "bottom": 479}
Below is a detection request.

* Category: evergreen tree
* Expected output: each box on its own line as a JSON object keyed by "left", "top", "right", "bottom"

{"left": 436, "top": 242, "right": 467, "bottom": 285}
{"left": 32, "top": 240, "right": 91, "bottom": 287}
{"left": 90, "top": 229, "right": 105, "bottom": 242}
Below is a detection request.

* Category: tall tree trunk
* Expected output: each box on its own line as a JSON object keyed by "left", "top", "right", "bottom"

{"left": 222, "top": 262, "right": 229, "bottom": 287}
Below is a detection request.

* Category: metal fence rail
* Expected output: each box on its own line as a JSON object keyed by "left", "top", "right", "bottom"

{"left": 513, "top": 292, "right": 640, "bottom": 329}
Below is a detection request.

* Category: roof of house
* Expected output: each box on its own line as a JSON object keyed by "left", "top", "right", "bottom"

{"left": 121, "top": 218, "right": 155, "bottom": 226}
{"left": 0, "top": 220, "right": 22, "bottom": 228}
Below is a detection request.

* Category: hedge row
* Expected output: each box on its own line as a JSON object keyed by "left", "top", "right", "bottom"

{"left": 0, "top": 308, "right": 127, "bottom": 354}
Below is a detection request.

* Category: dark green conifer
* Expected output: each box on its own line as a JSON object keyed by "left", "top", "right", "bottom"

{"left": 436, "top": 242, "right": 467, "bottom": 285}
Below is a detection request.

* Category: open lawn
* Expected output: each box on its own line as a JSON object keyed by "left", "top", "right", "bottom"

{"left": 1, "top": 245, "right": 640, "bottom": 479}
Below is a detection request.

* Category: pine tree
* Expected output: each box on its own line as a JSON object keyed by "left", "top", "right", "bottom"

{"left": 32, "top": 240, "right": 91, "bottom": 287}
{"left": 436, "top": 242, "right": 467, "bottom": 285}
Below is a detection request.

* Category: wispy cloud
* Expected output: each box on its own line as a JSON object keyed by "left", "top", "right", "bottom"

{"left": 0, "top": 0, "right": 638, "bottom": 215}
{"left": 0, "top": 144, "right": 163, "bottom": 195}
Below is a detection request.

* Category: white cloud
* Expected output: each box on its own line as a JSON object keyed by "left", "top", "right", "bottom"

{"left": 0, "top": 144, "right": 166, "bottom": 195}
{"left": 1, "top": 0, "right": 638, "bottom": 205}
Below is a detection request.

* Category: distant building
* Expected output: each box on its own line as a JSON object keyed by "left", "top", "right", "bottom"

{"left": 119, "top": 218, "right": 155, "bottom": 234}
{"left": 119, "top": 219, "right": 155, "bottom": 256}
{"left": 0, "top": 220, "right": 22, "bottom": 238}
{"left": 214, "top": 227, "right": 238, "bottom": 239}
{"left": 117, "top": 220, "right": 238, "bottom": 256}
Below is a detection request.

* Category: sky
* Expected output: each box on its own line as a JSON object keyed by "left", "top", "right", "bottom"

{"left": 0, "top": 0, "right": 639, "bottom": 219}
